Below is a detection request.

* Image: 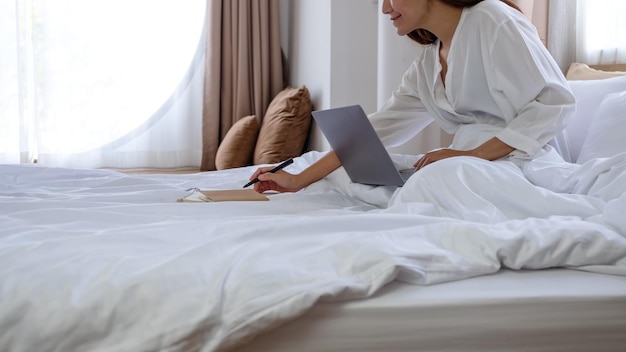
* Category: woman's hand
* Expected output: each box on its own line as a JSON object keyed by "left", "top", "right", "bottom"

{"left": 250, "top": 167, "right": 304, "bottom": 193}
{"left": 413, "top": 149, "right": 473, "bottom": 170}
{"left": 249, "top": 151, "right": 343, "bottom": 194}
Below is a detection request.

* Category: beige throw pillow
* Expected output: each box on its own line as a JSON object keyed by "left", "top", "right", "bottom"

{"left": 566, "top": 63, "right": 626, "bottom": 81}
{"left": 253, "top": 86, "right": 312, "bottom": 165}
{"left": 215, "top": 115, "right": 260, "bottom": 170}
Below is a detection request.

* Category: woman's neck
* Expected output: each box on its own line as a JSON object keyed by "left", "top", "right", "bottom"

{"left": 424, "top": 2, "right": 463, "bottom": 50}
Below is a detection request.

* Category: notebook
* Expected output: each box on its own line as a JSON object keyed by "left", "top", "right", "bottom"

{"left": 312, "top": 105, "right": 415, "bottom": 187}
{"left": 177, "top": 188, "right": 269, "bottom": 202}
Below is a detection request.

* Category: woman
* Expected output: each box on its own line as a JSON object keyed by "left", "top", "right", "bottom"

{"left": 249, "top": 0, "right": 575, "bottom": 195}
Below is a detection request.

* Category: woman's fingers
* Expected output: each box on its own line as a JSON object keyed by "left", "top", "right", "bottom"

{"left": 252, "top": 170, "right": 300, "bottom": 193}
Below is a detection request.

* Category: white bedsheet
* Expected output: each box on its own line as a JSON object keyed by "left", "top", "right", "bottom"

{"left": 1, "top": 151, "right": 625, "bottom": 351}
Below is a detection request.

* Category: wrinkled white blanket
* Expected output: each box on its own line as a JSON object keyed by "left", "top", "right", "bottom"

{"left": 1, "top": 151, "right": 625, "bottom": 351}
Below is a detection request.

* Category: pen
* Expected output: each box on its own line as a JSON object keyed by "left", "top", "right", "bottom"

{"left": 243, "top": 158, "right": 294, "bottom": 188}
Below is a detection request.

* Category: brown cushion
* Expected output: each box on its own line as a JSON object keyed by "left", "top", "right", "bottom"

{"left": 215, "top": 115, "right": 260, "bottom": 170}
{"left": 253, "top": 86, "right": 312, "bottom": 165}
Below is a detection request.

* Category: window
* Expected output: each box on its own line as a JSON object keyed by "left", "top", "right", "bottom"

{"left": 577, "top": 0, "right": 626, "bottom": 64}
{"left": 0, "top": 0, "right": 206, "bottom": 167}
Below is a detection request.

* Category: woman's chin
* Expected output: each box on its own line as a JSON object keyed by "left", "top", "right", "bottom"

{"left": 394, "top": 27, "right": 407, "bottom": 36}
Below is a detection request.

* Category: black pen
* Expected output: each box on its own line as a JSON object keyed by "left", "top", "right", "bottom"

{"left": 243, "top": 158, "right": 294, "bottom": 188}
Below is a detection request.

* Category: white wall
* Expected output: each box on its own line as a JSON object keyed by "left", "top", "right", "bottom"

{"left": 330, "top": 0, "right": 379, "bottom": 113}
{"left": 282, "top": 0, "right": 378, "bottom": 151}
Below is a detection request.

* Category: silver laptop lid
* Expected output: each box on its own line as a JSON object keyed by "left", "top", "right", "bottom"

{"left": 312, "top": 105, "right": 406, "bottom": 187}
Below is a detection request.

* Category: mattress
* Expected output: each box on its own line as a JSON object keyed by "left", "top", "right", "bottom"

{"left": 238, "top": 269, "right": 626, "bottom": 352}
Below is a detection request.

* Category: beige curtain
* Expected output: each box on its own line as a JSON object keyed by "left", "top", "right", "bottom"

{"left": 201, "top": 0, "right": 285, "bottom": 171}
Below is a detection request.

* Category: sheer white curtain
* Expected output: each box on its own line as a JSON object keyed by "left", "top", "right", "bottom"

{"left": 576, "top": 0, "right": 626, "bottom": 65}
{"left": 549, "top": 0, "right": 626, "bottom": 72}
{"left": 0, "top": 0, "right": 206, "bottom": 168}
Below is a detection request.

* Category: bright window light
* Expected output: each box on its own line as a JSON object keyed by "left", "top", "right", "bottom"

{"left": 579, "top": 0, "right": 626, "bottom": 62}
{"left": 30, "top": 0, "right": 205, "bottom": 153}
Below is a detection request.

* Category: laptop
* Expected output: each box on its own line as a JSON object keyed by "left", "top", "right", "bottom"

{"left": 312, "top": 105, "right": 415, "bottom": 187}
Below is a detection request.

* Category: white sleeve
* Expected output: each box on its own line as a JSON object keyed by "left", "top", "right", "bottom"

{"left": 487, "top": 18, "right": 575, "bottom": 156}
{"left": 368, "top": 61, "right": 434, "bottom": 149}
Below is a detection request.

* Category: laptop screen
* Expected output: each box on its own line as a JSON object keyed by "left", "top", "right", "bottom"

{"left": 312, "top": 105, "right": 406, "bottom": 187}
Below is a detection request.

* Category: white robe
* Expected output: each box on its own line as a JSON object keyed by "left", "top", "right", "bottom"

{"left": 363, "top": 0, "right": 625, "bottom": 210}
{"left": 369, "top": 0, "right": 575, "bottom": 158}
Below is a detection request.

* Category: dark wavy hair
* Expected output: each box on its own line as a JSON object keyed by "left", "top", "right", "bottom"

{"left": 407, "top": 0, "right": 522, "bottom": 44}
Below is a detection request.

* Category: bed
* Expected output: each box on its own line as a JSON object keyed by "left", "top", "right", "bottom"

{"left": 1, "top": 65, "right": 626, "bottom": 352}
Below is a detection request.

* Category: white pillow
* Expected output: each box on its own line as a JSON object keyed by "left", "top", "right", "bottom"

{"left": 577, "top": 91, "right": 626, "bottom": 164}
{"left": 560, "top": 75, "right": 626, "bottom": 163}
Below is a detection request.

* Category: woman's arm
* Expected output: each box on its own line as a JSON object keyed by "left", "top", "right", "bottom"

{"left": 414, "top": 137, "right": 515, "bottom": 170}
{"left": 251, "top": 150, "right": 341, "bottom": 193}
{"left": 471, "top": 137, "right": 516, "bottom": 160}
{"left": 369, "top": 60, "right": 434, "bottom": 149}
{"left": 488, "top": 15, "right": 575, "bottom": 156}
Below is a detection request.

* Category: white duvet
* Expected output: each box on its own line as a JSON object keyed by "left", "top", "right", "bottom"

{"left": 1, "top": 151, "right": 626, "bottom": 352}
